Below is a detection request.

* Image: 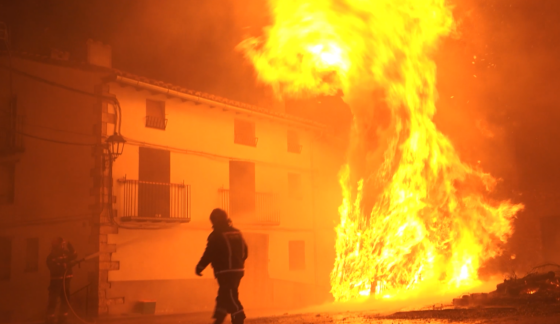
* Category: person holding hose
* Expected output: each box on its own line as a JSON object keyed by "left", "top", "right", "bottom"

{"left": 46, "top": 237, "right": 77, "bottom": 324}
{"left": 196, "top": 209, "right": 248, "bottom": 324}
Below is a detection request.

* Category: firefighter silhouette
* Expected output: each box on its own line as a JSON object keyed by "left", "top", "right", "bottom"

{"left": 196, "top": 209, "right": 248, "bottom": 324}
{"left": 46, "top": 237, "right": 77, "bottom": 324}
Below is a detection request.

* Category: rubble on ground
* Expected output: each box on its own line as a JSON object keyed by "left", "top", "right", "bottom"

{"left": 453, "top": 264, "right": 560, "bottom": 307}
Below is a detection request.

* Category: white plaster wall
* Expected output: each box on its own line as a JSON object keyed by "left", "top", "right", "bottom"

{"left": 108, "top": 83, "right": 330, "bottom": 285}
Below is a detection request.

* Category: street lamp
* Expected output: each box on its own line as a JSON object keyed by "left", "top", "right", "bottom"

{"left": 106, "top": 133, "right": 126, "bottom": 161}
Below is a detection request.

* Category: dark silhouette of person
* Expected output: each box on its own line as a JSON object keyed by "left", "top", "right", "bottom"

{"left": 196, "top": 209, "right": 248, "bottom": 324}
{"left": 46, "top": 237, "right": 77, "bottom": 324}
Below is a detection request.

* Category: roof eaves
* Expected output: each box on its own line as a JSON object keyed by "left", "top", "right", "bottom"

{"left": 1, "top": 51, "right": 325, "bottom": 130}
{"left": 108, "top": 72, "right": 326, "bottom": 130}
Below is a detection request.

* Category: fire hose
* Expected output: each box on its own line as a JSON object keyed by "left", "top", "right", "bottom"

{"left": 58, "top": 238, "right": 142, "bottom": 323}
{"left": 62, "top": 251, "right": 101, "bottom": 324}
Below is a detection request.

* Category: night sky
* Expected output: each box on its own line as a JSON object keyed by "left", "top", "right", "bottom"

{"left": 0, "top": 0, "right": 270, "bottom": 104}
{"left": 2, "top": 0, "right": 560, "bottom": 268}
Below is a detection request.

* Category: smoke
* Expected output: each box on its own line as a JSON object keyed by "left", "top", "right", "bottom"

{"left": 436, "top": 0, "right": 560, "bottom": 275}
{"left": 4, "top": 0, "right": 559, "bottom": 308}
{"left": 0, "top": 0, "right": 275, "bottom": 105}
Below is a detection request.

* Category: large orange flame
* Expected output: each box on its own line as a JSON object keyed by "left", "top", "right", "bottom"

{"left": 239, "top": 0, "right": 523, "bottom": 301}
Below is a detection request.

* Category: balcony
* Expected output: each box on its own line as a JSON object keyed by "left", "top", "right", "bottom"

{"left": 117, "top": 178, "right": 190, "bottom": 223}
{"left": 217, "top": 188, "right": 280, "bottom": 225}
{"left": 145, "top": 115, "right": 168, "bottom": 130}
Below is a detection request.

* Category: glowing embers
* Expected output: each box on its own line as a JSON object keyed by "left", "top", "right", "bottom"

{"left": 240, "top": 0, "right": 523, "bottom": 301}
{"left": 453, "top": 270, "right": 560, "bottom": 307}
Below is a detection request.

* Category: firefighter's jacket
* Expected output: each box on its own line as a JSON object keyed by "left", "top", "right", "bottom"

{"left": 197, "top": 225, "right": 248, "bottom": 276}
{"left": 46, "top": 241, "right": 77, "bottom": 280}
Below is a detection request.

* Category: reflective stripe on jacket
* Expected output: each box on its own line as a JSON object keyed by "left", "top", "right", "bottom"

{"left": 46, "top": 241, "right": 77, "bottom": 279}
{"left": 196, "top": 226, "right": 248, "bottom": 276}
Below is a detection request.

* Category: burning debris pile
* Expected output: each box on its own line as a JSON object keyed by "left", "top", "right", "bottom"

{"left": 453, "top": 265, "right": 560, "bottom": 307}
{"left": 240, "top": 0, "right": 523, "bottom": 301}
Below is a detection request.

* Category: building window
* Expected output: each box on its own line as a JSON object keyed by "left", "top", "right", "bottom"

{"left": 289, "top": 240, "right": 305, "bottom": 271}
{"left": 234, "top": 119, "right": 257, "bottom": 147}
{"left": 0, "top": 237, "right": 11, "bottom": 281}
{"left": 0, "top": 162, "right": 15, "bottom": 205}
{"left": 0, "top": 96, "right": 23, "bottom": 154}
{"left": 288, "top": 173, "right": 302, "bottom": 199}
{"left": 25, "top": 238, "right": 39, "bottom": 272}
{"left": 145, "top": 99, "right": 167, "bottom": 130}
{"left": 287, "top": 130, "right": 302, "bottom": 153}
{"left": 138, "top": 147, "right": 171, "bottom": 218}
{"left": 229, "top": 161, "right": 256, "bottom": 218}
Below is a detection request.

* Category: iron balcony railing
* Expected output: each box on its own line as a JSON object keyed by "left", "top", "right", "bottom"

{"left": 233, "top": 134, "right": 258, "bottom": 147}
{"left": 118, "top": 178, "right": 190, "bottom": 222}
{"left": 217, "top": 188, "right": 280, "bottom": 225}
{"left": 145, "top": 116, "right": 168, "bottom": 130}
